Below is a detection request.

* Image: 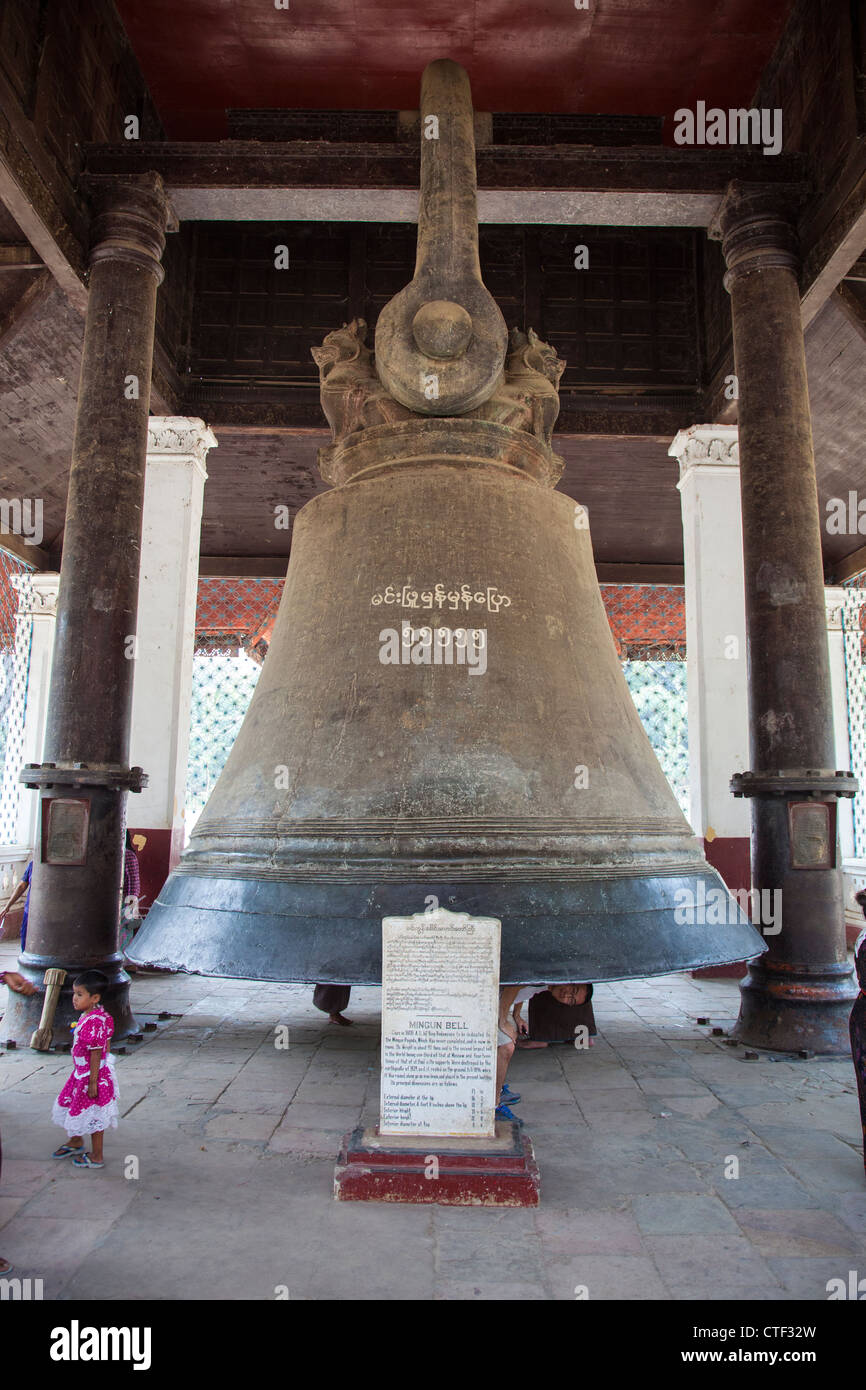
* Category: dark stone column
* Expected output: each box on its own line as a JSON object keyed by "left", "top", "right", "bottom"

{"left": 2, "top": 174, "right": 170, "bottom": 1046}
{"left": 713, "top": 181, "right": 857, "bottom": 1053}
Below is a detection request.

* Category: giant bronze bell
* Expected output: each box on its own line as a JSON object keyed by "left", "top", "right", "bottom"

{"left": 129, "top": 61, "right": 766, "bottom": 984}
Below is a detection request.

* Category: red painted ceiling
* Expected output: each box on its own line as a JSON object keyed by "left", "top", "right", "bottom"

{"left": 115, "top": 0, "right": 794, "bottom": 140}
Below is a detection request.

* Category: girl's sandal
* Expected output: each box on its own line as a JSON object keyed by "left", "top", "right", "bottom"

{"left": 52, "top": 1143, "right": 83, "bottom": 1158}
{"left": 72, "top": 1152, "right": 104, "bottom": 1169}
{"left": 0, "top": 1257, "right": 12, "bottom": 1274}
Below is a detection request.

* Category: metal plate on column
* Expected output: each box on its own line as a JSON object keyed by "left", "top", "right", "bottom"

{"left": 42, "top": 797, "right": 90, "bottom": 865}
{"left": 788, "top": 801, "right": 834, "bottom": 869}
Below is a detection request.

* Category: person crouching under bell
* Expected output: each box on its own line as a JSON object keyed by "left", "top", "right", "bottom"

{"left": 514, "top": 983, "right": 597, "bottom": 1049}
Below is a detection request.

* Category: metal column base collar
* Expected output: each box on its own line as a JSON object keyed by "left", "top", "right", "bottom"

{"left": 19, "top": 762, "right": 148, "bottom": 792}
{"left": 730, "top": 769, "right": 858, "bottom": 799}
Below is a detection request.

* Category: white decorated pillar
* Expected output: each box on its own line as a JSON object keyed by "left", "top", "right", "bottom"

{"left": 128, "top": 417, "right": 216, "bottom": 913}
{"left": 825, "top": 588, "right": 854, "bottom": 860}
{"left": 826, "top": 585, "right": 864, "bottom": 946}
{"left": 0, "top": 573, "right": 60, "bottom": 923}
{"left": 671, "top": 424, "right": 751, "bottom": 900}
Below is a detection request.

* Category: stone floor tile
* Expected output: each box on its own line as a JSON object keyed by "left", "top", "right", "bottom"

{"left": 0, "top": 1157, "right": 52, "bottom": 1198}
{"left": 731, "top": 1208, "right": 866, "bottom": 1258}
{"left": 832, "top": 1190, "right": 866, "bottom": 1234}
{"left": 535, "top": 1206, "right": 644, "bottom": 1256}
{"left": 274, "top": 1101, "right": 361, "bottom": 1131}
{"left": 638, "top": 1077, "right": 713, "bottom": 1096}
{"left": 266, "top": 1128, "right": 343, "bottom": 1156}
{"left": 765, "top": 1256, "right": 865, "bottom": 1299}
{"left": 708, "top": 1165, "right": 822, "bottom": 1211}
{"left": 203, "top": 1112, "right": 281, "bottom": 1141}
{"left": 0, "top": 1193, "right": 28, "bottom": 1226}
{"left": 0, "top": 1214, "right": 117, "bottom": 1295}
{"left": 779, "top": 1152, "right": 866, "bottom": 1194}
{"left": 546, "top": 1253, "right": 671, "bottom": 1300}
{"left": 643, "top": 1233, "right": 782, "bottom": 1299}
{"left": 633, "top": 1193, "right": 740, "bottom": 1235}
{"left": 292, "top": 1082, "right": 371, "bottom": 1106}
{"left": 216, "top": 1088, "right": 291, "bottom": 1115}
{"left": 434, "top": 1280, "right": 549, "bottom": 1300}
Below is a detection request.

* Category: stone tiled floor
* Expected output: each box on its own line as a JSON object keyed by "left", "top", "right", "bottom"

{"left": 1, "top": 944, "right": 863, "bottom": 1301}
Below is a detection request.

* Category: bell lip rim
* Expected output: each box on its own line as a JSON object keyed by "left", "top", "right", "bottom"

{"left": 121, "top": 948, "right": 769, "bottom": 986}
{"left": 126, "top": 863, "right": 769, "bottom": 982}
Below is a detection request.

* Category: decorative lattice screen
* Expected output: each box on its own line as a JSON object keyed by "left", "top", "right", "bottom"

{"left": 185, "top": 650, "right": 263, "bottom": 839}
{"left": 0, "top": 550, "right": 34, "bottom": 846}
{"left": 622, "top": 656, "right": 689, "bottom": 821}
{"left": 841, "top": 578, "right": 866, "bottom": 856}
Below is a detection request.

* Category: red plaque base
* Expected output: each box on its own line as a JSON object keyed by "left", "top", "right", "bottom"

{"left": 334, "top": 1122, "right": 540, "bottom": 1207}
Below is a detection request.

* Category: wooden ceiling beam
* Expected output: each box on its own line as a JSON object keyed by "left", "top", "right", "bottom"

{"left": 0, "top": 67, "right": 88, "bottom": 314}
{"left": 0, "top": 244, "right": 42, "bottom": 269}
{"left": 0, "top": 535, "right": 51, "bottom": 571}
{"left": 800, "top": 147, "right": 866, "bottom": 327}
{"left": 83, "top": 144, "right": 806, "bottom": 228}
{"left": 828, "top": 543, "right": 866, "bottom": 585}
{"left": 595, "top": 564, "right": 684, "bottom": 584}
{"left": 199, "top": 555, "right": 287, "bottom": 577}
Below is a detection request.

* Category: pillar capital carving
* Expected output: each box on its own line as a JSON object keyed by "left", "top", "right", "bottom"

{"left": 824, "top": 585, "right": 849, "bottom": 631}
{"left": 10, "top": 571, "right": 60, "bottom": 618}
{"left": 709, "top": 181, "right": 807, "bottom": 290}
{"left": 669, "top": 423, "right": 739, "bottom": 481}
{"left": 146, "top": 416, "right": 217, "bottom": 478}
{"left": 86, "top": 172, "right": 174, "bottom": 285}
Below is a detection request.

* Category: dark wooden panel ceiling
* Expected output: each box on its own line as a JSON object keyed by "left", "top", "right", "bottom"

{"left": 188, "top": 221, "right": 701, "bottom": 397}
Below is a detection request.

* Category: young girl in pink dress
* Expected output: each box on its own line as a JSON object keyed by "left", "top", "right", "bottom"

{"left": 51, "top": 970, "right": 119, "bottom": 1169}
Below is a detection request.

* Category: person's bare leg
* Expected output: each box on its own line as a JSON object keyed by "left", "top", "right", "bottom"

{"left": 517, "top": 1039, "right": 548, "bottom": 1049}
{"left": 90, "top": 1130, "right": 104, "bottom": 1162}
{"left": 496, "top": 1040, "right": 514, "bottom": 1101}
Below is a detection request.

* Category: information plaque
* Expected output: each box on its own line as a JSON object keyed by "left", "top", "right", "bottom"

{"left": 380, "top": 908, "right": 500, "bottom": 1137}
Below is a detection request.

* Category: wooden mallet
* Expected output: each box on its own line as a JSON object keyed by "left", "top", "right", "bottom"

{"left": 30, "top": 967, "right": 67, "bottom": 1051}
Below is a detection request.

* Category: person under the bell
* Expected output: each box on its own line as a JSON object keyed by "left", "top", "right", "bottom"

{"left": 495, "top": 991, "right": 521, "bottom": 1123}
{"left": 495, "top": 984, "right": 556, "bottom": 1120}
{"left": 514, "top": 983, "right": 597, "bottom": 1049}
{"left": 494, "top": 982, "right": 597, "bottom": 1123}
{"left": 312, "top": 983, "right": 352, "bottom": 1026}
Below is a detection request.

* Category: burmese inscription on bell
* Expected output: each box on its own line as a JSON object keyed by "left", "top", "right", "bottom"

{"left": 380, "top": 908, "right": 500, "bottom": 1137}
